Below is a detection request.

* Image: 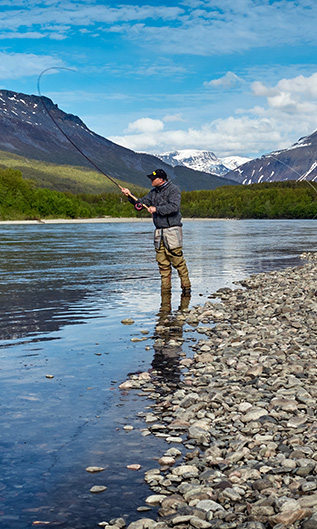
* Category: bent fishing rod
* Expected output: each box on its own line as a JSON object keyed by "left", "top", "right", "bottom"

{"left": 37, "top": 67, "right": 149, "bottom": 211}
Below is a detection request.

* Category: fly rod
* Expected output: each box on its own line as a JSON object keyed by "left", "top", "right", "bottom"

{"left": 37, "top": 68, "right": 150, "bottom": 211}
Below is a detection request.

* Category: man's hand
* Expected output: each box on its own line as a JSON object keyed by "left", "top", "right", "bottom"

{"left": 148, "top": 206, "right": 157, "bottom": 214}
{"left": 121, "top": 187, "right": 131, "bottom": 197}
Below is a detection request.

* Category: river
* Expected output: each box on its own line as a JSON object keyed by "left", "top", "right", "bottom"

{"left": 0, "top": 219, "right": 316, "bottom": 529}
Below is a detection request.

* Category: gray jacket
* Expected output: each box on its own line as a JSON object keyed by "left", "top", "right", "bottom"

{"left": 135, "top": 180, "right": 183, "bottom": 229}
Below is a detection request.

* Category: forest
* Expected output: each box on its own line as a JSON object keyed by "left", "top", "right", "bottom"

{"left": 0, "top": 167, "right": 316, "bottom": 221}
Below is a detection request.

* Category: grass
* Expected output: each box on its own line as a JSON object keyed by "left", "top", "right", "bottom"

{"left": 0, "top": 150, "right": 148, "bottom": 196}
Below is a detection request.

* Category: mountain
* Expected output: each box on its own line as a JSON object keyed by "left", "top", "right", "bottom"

{"left": 0, "top": 89, "right": 236, "bottom": 192}
{"left": 221, "top": 156, "right": 251, "bottom": 171}
{"left": 224, "top": 131, "right": 317, "bottom": 184}
{"left": 157, "top": 149, "right": 250, "bottom": 176}
{"left": 157, "top": 149, "right": 229, "bottom": 176}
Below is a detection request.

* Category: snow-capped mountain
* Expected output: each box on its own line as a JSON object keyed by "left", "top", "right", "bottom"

{"left": 225, "top": 130, "right": 317, "bottom": 184}
{"left": 157, "top": 149, "right": 250, "bottom": 176}
{"left": 221, "top": 156, "right": 251, "bottom": 171}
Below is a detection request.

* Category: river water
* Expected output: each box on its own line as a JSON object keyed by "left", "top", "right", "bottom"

{"left": 0, "top": 219, "right": 316, "bottom": 529}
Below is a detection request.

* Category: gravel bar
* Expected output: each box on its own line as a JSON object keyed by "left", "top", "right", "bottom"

{"left": 102, "top": 252, "right": 317, "bottom": 529}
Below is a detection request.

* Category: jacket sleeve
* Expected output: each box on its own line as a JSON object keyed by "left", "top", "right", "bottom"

{"left": 156, "top": 185, "right": 181, "bottom": 216}
{"left": 138, "top": 190, "right": 154, "bottom": 207}
{"left": 128, "top": 190, "right": 153, "bottom": 210}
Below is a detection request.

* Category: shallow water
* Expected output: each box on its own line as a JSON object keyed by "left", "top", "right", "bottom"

{"left": 0, "top": 219, "right": 316, "bottom": 528}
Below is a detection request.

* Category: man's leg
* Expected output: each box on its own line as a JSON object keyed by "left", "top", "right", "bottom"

{"left": 155, "top": 240, "right": 172, "bottom": 291}
{"left": 166, "top": 246, "right": 191, "bottom": 291}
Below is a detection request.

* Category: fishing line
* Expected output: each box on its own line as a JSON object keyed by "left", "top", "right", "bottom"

{"left": 268, "top": 153, "right": 317, "bottom": 193}
{"left": 37, "top": 67, "right": 121, "bottom": 189}
{"left": 265, "top": 152, "right": 317, "bottom": 218}
{"left": 37, "top": 67, "right": 149, "bottom": 209}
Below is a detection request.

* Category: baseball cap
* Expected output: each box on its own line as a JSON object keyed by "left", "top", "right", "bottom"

{"left": 147, "top": 169, "right": 167, "bottom": 180}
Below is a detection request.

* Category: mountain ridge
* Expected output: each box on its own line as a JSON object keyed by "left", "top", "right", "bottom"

{"left": 0, "top": 89, "right": 236, "bottom": 192}
{"left": 157, "top": 149, "right": 250, "bottom": 176}
{"left": 224, "top": 130, "right": 317, "bottom": 184}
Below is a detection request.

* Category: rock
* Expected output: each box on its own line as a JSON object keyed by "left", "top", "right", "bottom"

{"left": 299, "top": 494, "right": 317, "bottom": 508}
{"left": 127, "top": 464, "right": 142, "bottom": 470}
{"left": 121, "top": 318, "right": 134, "bottom": 325}
{"left": 90, "top": 485, "right": 107, "bottom": 493}
{"left": 172, "top": 465, "right": 199, "bottom": 477}
{"left": 158, "top": 456, "right": 175, "bottom": 466}
{"left": 189, "top": 516, "right": 212, "bottom": 528}
{"left": 195, "top": 500, "right": 225, "bottom": 512}
{"left": 119, "top": 380, "right": 137, "bottom": 390}
{"left": 110, "top": 518, "right": 126, "bottom": 528}
{"left": 127, "top": 520, "right": 156, "bottom": 529}
{"left": 301, "top": 512, "right": 317, "bottom": 529}
{"left": 85, "top": 466, "right": 106, "bottom": 473}
{"left": 145, "top": 495, "right": 167, "bottom": 505}
{"left": 269, "top": 508, "right": 311, "bottom": 526}
{"left": 188, "top": 426, "right": 210, "bottom": 444}
{"left": 241, "top": 407, "right": 268, "bottom": 422}
{"left": 166, "top": 436, "right": 183, "bottom": 443}
{"left": 286, "top": 416, "right": 307, "bottom": 428}
{"left": 238, "top": 522, "right": 265, "bottom": 529}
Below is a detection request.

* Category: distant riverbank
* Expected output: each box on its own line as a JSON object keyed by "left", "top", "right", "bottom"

{"left": 0, "top": 217, "right": 236, "bottom": 225}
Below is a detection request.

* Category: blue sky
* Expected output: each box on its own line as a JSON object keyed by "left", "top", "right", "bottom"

{"left": 1, "top": 0, "right": 317, "bottom": 159}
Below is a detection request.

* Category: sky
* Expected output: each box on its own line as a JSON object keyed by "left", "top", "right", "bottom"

{"left": 1, "top": 0, "right": 317, "bottom": 159}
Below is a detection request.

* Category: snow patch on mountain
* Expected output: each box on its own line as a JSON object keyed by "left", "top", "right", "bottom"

{"left": 157, "top": 149, "right": 250, "bottom": 177}
{"left": 221, "top": 156, "right": 251, "bottom": 171}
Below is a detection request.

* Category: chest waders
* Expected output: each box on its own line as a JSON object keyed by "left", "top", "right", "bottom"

{"left": 155, "top": 228, "right": 191, "bottom": 293}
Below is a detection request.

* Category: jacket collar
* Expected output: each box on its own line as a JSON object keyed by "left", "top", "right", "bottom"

{"left": 155, "top": 180, "right": 170, "bottom": 191}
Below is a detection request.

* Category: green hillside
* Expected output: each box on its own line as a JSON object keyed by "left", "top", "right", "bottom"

{"left": 0, "top": 150, "right": 147, "bottom": 196}
{"left": 181, "top": 180, "right": 317, "bottom": 219}
{"left": 0, "top": 166, "right": 316, "bottom": 221}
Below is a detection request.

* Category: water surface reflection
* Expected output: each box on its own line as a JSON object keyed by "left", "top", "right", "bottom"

{"left": 0, "top": 219, "right": 316, "bottom": 528}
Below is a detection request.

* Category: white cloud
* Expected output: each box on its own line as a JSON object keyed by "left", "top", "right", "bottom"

{"left": 110, "top": 115, "right": 283, "bottom": 157}
{"left": 0, "top": 0, "right": 316, "bottom": 56}
{"left": 0, "top": 52, "right": 65, "bottom": 80}
{"left": 109, "top": 72, "right": 317, "bottom": 158}
{"left": 0, "top": 3, "right": 184, "bottom": 35}
{"left": 204, "top": 71, "right": 243, "bottom": 89}
{"left": 163, "top": 113, "right": 184, "bottom": 123}
{"left": 250, "top": 73, "right": 317, "bottom": 118}
{"left": 252, "top": 73, "right": 317, "bottom": 101}
{"left": 126, "top": 117, "right": 164, "bottom": 134}
{"left": 0, "top": 31, "right": 44, "bottom": 39}
{"left": 125, "top": 0, "right": 317, "bottom": 56}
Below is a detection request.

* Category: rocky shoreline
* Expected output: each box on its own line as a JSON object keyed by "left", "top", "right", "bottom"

{"left": 103, "top": 253, "right": 317, "bottom": 529}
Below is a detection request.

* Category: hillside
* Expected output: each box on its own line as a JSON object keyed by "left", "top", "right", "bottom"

{"left": 1, "top": 168, "right": 315, "bottom": 221}
{"left": 0, "top": 89, "right": 236, "bottom": 192}
{"left": 0, "top": 150, "right": 147, "bottom": 195}
{"left": 225, "top": 130, "right": 317, "bottom": 184}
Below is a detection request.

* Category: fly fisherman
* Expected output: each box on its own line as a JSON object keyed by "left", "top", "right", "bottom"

{"left": 121, "top": 169, "right": 191, "bottom": 294}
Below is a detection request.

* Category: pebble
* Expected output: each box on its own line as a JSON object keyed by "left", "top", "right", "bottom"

{"left": 111, "top": 253, "right": 317, "bottom": 529}
{"left": 85, "top": 466, "right": 106, "bottom": 473}
{"left": 90, "top": 485, "right": 107, "bottom": 493}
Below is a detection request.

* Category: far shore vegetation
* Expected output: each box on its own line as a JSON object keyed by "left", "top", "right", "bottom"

{"left": 0, "top": 167, "right": 316, "bottom": 221}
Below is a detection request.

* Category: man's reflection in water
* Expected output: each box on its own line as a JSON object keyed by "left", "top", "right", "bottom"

{"left": 150, "top": 290, "right": 191, "bottom": 393}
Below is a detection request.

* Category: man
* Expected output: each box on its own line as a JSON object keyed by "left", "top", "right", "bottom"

{"left": 121, "top": 169, "right": 191, "bottom": 294}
